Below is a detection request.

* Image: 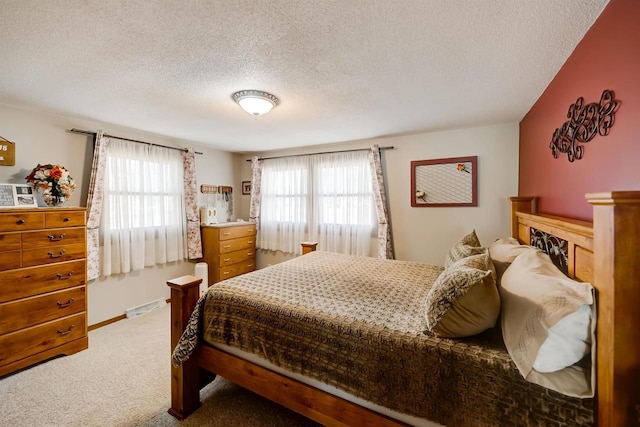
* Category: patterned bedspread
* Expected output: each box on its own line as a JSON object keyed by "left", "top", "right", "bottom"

{"left": 173, "top": 251, "right": 593, "bottom": 426}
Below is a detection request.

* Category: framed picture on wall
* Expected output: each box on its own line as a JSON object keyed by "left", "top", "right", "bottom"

{"left": 0, "top": 183, "right": 38, "bottom": 208}
{"left": 242, "top": 181, "right": 252, "bottom": 195}
{"left": 410, "top": 156, "right": 478, "bottom": 207}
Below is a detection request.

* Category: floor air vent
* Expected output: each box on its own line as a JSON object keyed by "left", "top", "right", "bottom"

{"left": 125, "top": 298, "right": 167, "bottom": 319}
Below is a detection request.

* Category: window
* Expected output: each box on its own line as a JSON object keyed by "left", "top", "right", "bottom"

{"left": 258, "top": 150, "right": 375, "bottom": 256}
{"left": 100, "top": 139, "right": 186, "bottom": 276}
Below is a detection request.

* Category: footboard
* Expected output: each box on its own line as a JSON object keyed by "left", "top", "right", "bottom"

{"left": 167, "top": 275, "right": 203, "bottom": 420}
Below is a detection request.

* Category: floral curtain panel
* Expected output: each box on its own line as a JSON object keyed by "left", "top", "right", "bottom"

{"left": 86, "top": 130, "right": 108, "bottom": 280}
{"left": 249, "top": 156, "right": 263, "bottom": 230}
{"left": 369, "top": 144, "right": 394, "bottom": 259}
{"left": 183, "top": 149, "right": 202, "bottom": 259}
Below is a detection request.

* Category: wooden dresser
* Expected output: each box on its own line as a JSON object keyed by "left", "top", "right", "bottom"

{"left": 201, "top": 222, "right": 256, "bottom": 285}
{"left": 0, "top": 208, "right": 88, "bottom": 377}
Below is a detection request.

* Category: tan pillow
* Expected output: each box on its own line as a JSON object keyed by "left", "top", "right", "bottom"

{"left": 425, "top": 251, "right": 500, "bottom": 338}
{"left": 487, "top": 237, "right": 534, "bottom": 284}
{"left": 444, "top": 229, "right": 484, "bottom": 268}
{"left": 500, "top": 249, "right": 595, "bottom": 398}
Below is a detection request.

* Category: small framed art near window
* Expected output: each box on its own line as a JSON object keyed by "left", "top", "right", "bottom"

{"left": 410, "top": 156, "right": 477, "bottom": 207}
{"left": 242, "top": 181, "right": 251, "bottom": 195}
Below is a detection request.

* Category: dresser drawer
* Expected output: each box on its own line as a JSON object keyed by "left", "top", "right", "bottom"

{"left": 0, "top": 212, "right": 44, "bottom": 231}
{"left": 0, "top": 286, "right": 86, "bottom": 334}
{"left": 45, "top": 210, "right": 86, "bottom": 228}
{"left": 218, "top": 236, "right": 255, "bottom": 254}
{"left": 0, "top": 233, "right": 21, "bottom": 252}
{"left": 217, "top": 224, "right": 257, "bottom": 241}
{"left": 0, "top": 312, "right": 86, "bottom": 367}
{"left": 21, "top": 227, "right": 86, "bottom": 248}
{"left": 217, "top": 260, "right": 256, "bottom": 282}
{"left": 22, "top": 243, "right": 86, "bottom": 268}
{"left": 0, "top": 260, "right": 86, "bottom": 303}
{"left": 219, "top": 248, "right": 255, "bottom": 267}
{"left": 0, "top": 251, "right": 21, "bottom": 271}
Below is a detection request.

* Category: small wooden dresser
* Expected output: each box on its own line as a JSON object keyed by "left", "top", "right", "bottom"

{"left": 201, "top": 222, "right": 256, "bottom": 285}
{"left": 0, "top": 207, "right": 88, "bottom": 377}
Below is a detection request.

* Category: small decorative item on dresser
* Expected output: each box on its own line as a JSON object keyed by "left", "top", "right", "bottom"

{"left": 25, "top": 164, "right": 77, "bottom": 207}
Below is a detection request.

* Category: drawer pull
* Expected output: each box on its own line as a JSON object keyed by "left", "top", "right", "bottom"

{"left": 47, "top": 233, "right": 66, "bottom": 242}
{"left": 63, "top": 217, "right": 71, "bottom": 222}
{"left": 57, "top": 298, "right": 75, "bottom": 308}
{"left": 223, "top": 271, "right": 230, "bottom": 275}
{"left": 223, "top": 258, "right": 231, "bottom": 262}
{"left": 57, "top": 325, "right": 75, "bottom": 336}
{"left": 247, "top": 263, "right": 254, "bottom": 267}
{"left": 223, "top": 245, "right": 231, "bottom": 249}
{"left": 247, "top": 229, "right": 255, "bottom": 233}
{"left": 16, "top": 218, "right": 25, "bottom": 225}
{"left": 56, "top": 271, "right": 74, "bottom": 280}
{"left": 247, "top": 252, "right": 253, "bottom": 256}
{"left": 247, "top": 241, "right": 254, "bottom": 244}
{"left": 48, "top": 249, "right": 67, "bottom": 258}
{"left": 223, "top": 232, "right": 232, "bottom": 236}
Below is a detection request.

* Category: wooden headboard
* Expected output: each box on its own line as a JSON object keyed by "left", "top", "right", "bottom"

{"left": 510, "top": 193, "right": 640, "bottom": 427}
{"left": 510, "top": 196, "right": 594, "bottom": 283}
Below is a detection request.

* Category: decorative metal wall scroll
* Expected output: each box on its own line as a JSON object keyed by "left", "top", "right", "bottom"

{"left": 549, "top": 89, "right": 619, "bottom": 162}
{"left": 530, "top": 227, "right": 569, "bottom": 276}
{"left": 411, "top": 156, "right": 477, "bottom": 207}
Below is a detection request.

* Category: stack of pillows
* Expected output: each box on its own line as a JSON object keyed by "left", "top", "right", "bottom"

{"left": 424, "top": 231, "right": 595, "bottom": 398}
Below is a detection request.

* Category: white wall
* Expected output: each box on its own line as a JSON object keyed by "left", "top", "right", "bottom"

{"left": 236, "top": 123, "right": 519, "bottom": 268}
{"left": 0, "top": 103, "right": 236, "bottom": 325}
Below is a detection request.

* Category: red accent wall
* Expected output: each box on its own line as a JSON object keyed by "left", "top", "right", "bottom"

{"left": 519, "top": 0, "right": 640, "bottom": 221}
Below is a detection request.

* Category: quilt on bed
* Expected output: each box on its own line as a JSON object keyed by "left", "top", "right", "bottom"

{"left": 173, "top": 251, "right": 593, "bottom": 426}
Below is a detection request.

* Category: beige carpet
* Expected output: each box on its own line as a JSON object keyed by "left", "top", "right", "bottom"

{"left": 0, "top": 304, "right": 320, "bottom": 427}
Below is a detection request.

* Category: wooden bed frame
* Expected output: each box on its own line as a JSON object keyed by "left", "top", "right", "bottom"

{"left": 168, "top": 191, "right": 640, "bottom": 426}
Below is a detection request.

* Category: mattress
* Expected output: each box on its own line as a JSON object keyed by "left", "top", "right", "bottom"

{"left": 173, "top": 251, "right": 593, "bottom": 426}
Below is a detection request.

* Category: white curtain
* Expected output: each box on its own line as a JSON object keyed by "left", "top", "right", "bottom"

{"left": 258, "top": 150, "right": 375, "bottom": 256}
{"left": 308, "top": 151, "right": 374, "bottom": 255}
{"left": 258, "top": 156, "right": 309, "bottom": 254}
{"left": 101, "top": 139, "right": 186, "bottom": 276}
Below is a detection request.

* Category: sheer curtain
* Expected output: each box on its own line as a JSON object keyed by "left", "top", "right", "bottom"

{"left": 101, "top": 139, "right": 186, "bottom": 276}
{"left": 257, "top": 150, "right": 375, "bottom": 256}
{"left": 258, "top": 156, "right": 309, "bottom": 254}
{"left": 309, "top": 151, "right": 374, "bottom": 255}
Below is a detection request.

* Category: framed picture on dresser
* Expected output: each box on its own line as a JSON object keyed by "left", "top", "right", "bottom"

{"left": 0, "top": 183, "right": 38, "bottom": 208}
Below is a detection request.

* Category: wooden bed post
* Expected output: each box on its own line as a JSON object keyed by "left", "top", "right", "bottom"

{"left": 587, "top": 191, "right": 640, "bottom": 427}
{"left": 167, "top": 275, "right": 203, "bottom": 420}
{"left": 509, "top": 197, "right": 537, "bottom": 239}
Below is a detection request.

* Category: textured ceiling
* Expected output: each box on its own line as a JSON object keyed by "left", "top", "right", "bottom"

{"left": 0, "top": 0, "right": 608, "bottom": 153}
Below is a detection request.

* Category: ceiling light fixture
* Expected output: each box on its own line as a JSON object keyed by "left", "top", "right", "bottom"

{"left": 232, "top": 90, "right": 279, "bottom": 117}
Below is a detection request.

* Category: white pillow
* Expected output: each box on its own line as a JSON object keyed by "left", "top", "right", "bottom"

{"left": 500, "top": 249, "right": 595, "bottom": 397}
{"left": 533, "top": 304, "right": 592, "bottom": 373}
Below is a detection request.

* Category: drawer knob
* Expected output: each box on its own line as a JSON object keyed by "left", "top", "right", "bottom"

{"left": 47, "top": 233, "right": 66, "bottom": 242}
{"left": 48, "top": 249, "right": 67, "bottom": 258}
{"left": 57, "top": 298, "right": 75, "bottom": 309}
{"left": 57, "top": 325, "right": 75, "bottom": 336}
{"left": 16, "top": 218, "right": 25, "bottom": 225}
{"left": 56, "top": 271, "right": 74, "bottom": 280}
{"left": 63, "top": 217, "right": 71, "bottom": 222}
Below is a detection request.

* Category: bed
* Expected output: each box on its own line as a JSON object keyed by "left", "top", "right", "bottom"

{"left": 167, "top": 192, "right": 640, "bottom": 426}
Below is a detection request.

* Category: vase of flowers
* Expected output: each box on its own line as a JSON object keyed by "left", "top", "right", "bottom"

{"left": 25, "top": 164, "right": 77, "bottom": 207}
